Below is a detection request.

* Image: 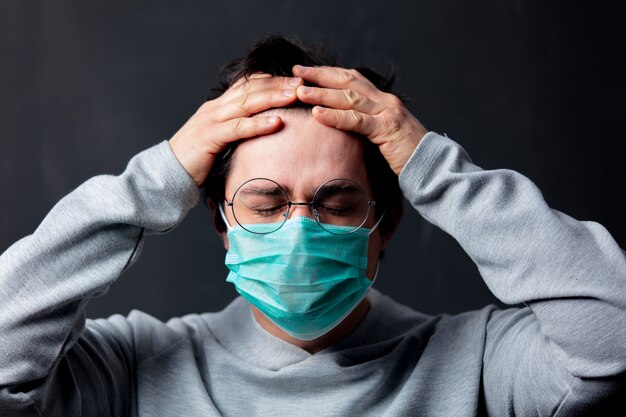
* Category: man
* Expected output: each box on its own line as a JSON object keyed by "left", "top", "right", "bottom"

{"left": 0, "top": 35, "right": 624, "bottom": 416}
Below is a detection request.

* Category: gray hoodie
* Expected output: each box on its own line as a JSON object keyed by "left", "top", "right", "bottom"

{"left": 1, "top": 132, "right": 624, "bottom": 416}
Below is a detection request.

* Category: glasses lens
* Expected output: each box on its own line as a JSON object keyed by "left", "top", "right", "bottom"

{"left": 231, "top": 178, "right": 289, "bottom": 234}
{"left": 313, "top": 179, "right": 372, "bottom": 234}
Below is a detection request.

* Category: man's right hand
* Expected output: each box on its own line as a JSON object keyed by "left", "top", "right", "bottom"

{"left": 168, "top": 74, "right": 304, "bottom": 186}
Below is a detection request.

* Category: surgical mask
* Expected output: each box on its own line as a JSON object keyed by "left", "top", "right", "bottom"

{"left": 220, "top": 205, "right": 383, "bottom": 341}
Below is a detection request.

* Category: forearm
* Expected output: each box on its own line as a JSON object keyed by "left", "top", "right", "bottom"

{"left": 0, "top": 140, "right": 199, "bottom": 387}
{"left": 399, "top": 132, "right": 626, "bottom": 377}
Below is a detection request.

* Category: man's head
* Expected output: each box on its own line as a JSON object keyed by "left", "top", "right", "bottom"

{"left": 202, "top": 34, "right": 404, "bottom": 266}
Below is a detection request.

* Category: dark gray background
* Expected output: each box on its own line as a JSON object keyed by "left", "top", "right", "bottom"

{"left": 1, "top": 0, "right": 624, "bottom": 321}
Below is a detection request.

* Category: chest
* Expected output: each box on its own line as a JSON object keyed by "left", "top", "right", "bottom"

{"left": 133, "top": 334, "right": 484, "bottom": 417}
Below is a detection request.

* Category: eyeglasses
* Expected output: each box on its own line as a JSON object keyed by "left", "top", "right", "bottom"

{"left": 224, "top": 178, "right": 377, "bottom": 235}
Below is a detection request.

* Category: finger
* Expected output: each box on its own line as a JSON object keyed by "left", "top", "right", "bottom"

{"left": 297, "top": 86, "right": 383, "bottom": 114}
{"left": 212, "top": 86, "right": 298, "bottom": 121}
{"left": 228, "top": 75, "right": 303, "bottom": 97}
{"left": 229, "top": 72, "right": 278, "bottom": 90}
{"left": 206, "top": 115, "right": 283, "bottom": 153}
{"left": 311, "top": 106, "right": 377, "bottom": 137}
{"left": 292, "top": 65, "right": 377, "bottom": 95}
{"left": 199, "top": 76, "right": 303, "bottom": 117}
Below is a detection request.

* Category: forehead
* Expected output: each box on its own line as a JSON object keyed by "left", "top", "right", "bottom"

{"left": 226, "top": 112, "right": 369, "bottom": 197}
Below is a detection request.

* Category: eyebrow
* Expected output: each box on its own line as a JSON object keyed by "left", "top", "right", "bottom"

{"left": 239, "top": 185, "right": 286, "bottom": 198}
{"left": 317, "top": 184, "right": 362, "bottom": 196}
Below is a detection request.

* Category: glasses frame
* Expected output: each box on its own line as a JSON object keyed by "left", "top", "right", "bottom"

{"left": 225, "top": 177, "right": 377, "bottom": 235}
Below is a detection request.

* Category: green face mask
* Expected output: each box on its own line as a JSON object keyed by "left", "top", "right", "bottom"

{"left": 220, "top": 207, "right": 382, "bottom": 341}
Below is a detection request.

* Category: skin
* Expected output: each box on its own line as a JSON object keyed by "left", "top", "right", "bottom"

{"left": 169, "top": 64, "right": 428, "bottom": 353}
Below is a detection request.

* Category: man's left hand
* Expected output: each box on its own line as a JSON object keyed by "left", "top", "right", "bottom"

{"left": 293, "top": 64, "right": 428, "bottom": 176}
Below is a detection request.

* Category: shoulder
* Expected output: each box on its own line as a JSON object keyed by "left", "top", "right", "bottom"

{"left": 368, "top": 288, "right": 504, "bottom": 350}
{"left": 84, "top": 307, "right": 227, "bottom": 363}
{"left": 373, "top": 287, "right": 501, "bottom": 336}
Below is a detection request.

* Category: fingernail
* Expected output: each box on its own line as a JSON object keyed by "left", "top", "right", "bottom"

{"left": 315, "top": 106, "right": 325, "bottom": 114}
{"left": 289, "top": 77, "right": 302, "bottom": 87}
{"left": 267, "top": 116, "right": 278, "bottom": 124}
{"left": 283, "top": 89, "right": 295, "bottom": 97}
{"left": 294, "top": 65, "right": 308, "bottom": 74}
{"left": 300, "top": 86, "right": 312, "bottom": 94}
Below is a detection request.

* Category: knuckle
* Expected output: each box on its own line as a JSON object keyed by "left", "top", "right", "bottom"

{"left": 228, "top": 78, "right": 243, "bottom": 90}
{"left": 279, "top": 75, "right": 296, "bottom": 88}
{"left": 198, "top": 100, "right": 212, "bottom": 112}
{"left": 350, "top": 110, "right": 364, "bottom": 125}
{"left": 342, "top": 89, "right": 361, "bottom": 106}
{"left": 340, "top": 70, "right": 358, "bottom": 84}
{"left": 233, "top": 77, "right": 251, "bottom": 91}
{"left": 244, "top": 77, "right": 258, "bottom": 90}
{"left": 238, "top": 77, "right": 258, "bottom": 92}
{"left": 232, "top": 118, "right": 246, "bottom": 136}
{"left": 237, "top": 92, "right": 251, "bottom": 110}
{"left": 196, "top": 101, "right": 218, "bottom": 118}
{"left": 387, "top": 94, "right": 404, "bottom": 108}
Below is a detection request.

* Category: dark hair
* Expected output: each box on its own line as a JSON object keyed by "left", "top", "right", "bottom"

{"left": 202, "top": 34, "right": 404, "bottom": 246}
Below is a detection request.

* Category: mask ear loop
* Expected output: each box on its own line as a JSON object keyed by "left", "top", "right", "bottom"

{"left": 368, "top": 210, "right": 386, "bottom": 236}
{"left": 218, "top": 202, "right": 234, "bottom": 231}
{"left": 367, "top": 210, "right": 386, "bottom": 281}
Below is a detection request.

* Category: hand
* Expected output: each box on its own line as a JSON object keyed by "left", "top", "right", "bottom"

{"left": 292, "top": 65, "right": 428, "bottom": 176}
{"left": 169, "top": 74, "right": 304, "bottom": 186}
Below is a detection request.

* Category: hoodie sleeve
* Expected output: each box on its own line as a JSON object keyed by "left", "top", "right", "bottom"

{"left": 398, "top": 132, "right": 626, "bottom": 416}
{"left": 0, "top": 140, "right": 200, "bottom": 416}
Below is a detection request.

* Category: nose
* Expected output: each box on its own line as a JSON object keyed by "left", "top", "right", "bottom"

{"left": 286, "top": 202, "right": 315, "bottom": 220}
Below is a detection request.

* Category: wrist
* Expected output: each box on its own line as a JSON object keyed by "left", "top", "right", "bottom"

{"left": 168, "top": 138, "right": 208, "bottom": 187}
{"left": 384, "top": 124, "right": 429, "bottom": 176}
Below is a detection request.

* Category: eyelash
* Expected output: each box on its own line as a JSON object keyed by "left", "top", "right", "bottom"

{"left": 253, "top": 205, "right": 287, "bottom": 216}
{"left": 314, "top": 204, "right": 351, "bottom": 216}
